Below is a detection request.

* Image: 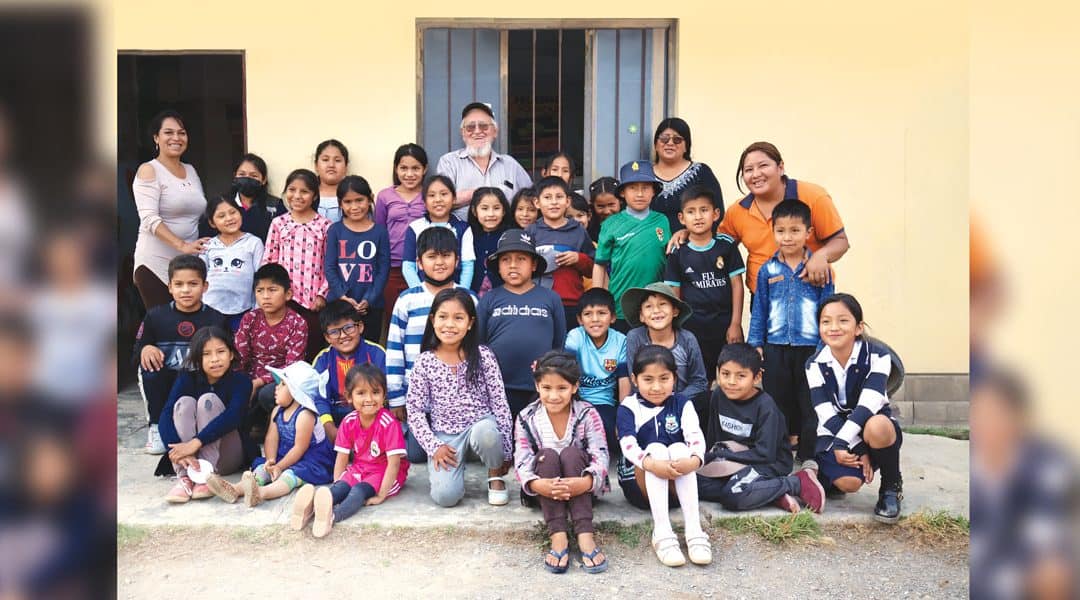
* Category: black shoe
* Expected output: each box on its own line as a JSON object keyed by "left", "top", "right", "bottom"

{"left": 874, "top": 480, "right": 903, "bottom": 524}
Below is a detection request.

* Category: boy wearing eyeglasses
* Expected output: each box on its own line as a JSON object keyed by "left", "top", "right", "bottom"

{"left": 310, "top": 299, "right": 388, "bottom": 441}
{"left": 236, "top": 263, "right": 310, "bottom": 441}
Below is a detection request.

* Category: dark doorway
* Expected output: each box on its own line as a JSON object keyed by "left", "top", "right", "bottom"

{"left": 117, "top": 53, "right": 246, "bottom": 214}
{"left": 116, "top": 52, "right": 245, "bottom": 385}
{"left": 507, "top": 30, "right": 586, "bottom": 187}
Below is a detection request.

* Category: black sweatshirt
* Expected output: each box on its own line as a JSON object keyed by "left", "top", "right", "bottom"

{"left": 704, "top": 388, "right": 793, "bottom": 478}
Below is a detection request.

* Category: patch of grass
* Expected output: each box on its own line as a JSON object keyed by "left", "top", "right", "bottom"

{"left": 712, "top": 511, "right": 822, "bottom": 544}
{"left": 903, "top": 426, "right": 969, "bottom": 440}
{"left": 595, "top": 520, "right": 652, "bottom": 547}
{"left": 117, "top": 524, "right": 148, "bottom": 549}
{"left": 229, "top": 526, "right": 279, "bottom": 544}
{"left": 901, "top": 510, "right": 969, "bottom": 547}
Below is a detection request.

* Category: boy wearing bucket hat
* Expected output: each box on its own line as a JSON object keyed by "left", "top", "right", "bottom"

{"left": 206, "top": 361, "right": 335, "bottom": 506}
{"left": 591, "top": 160, "right": 671, "bottom": 333}
{"left": 621, "top": 282, "right": 709, "bottom": 420}
{"left": 476, "top": 229, "right": 566, "bottom": 418}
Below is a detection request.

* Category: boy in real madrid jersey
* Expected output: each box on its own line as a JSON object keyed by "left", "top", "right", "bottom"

{"left": 664, "top": 185, "right": 746, "bottom": 388}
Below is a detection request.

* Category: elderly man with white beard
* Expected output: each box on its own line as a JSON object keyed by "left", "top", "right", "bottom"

{"left": 436, "top": 102, "right": 533, "bottom": 221}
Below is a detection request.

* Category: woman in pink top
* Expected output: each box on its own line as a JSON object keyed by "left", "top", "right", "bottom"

{"left": 375, "top": 143, "right": 428, "bottom": 335}
{"left": 131, "top": 109, "right": 210, "bottom": 309}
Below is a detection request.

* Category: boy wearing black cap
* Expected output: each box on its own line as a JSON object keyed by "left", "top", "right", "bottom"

{"left": 477, "top": 229, "right": 567, "bottom": 418}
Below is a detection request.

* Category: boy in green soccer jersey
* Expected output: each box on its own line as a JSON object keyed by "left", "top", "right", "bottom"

{"left": 591, "top": 160, "right": 671, "bottom": 333}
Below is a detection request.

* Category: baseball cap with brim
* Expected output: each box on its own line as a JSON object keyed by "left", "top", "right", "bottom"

{"left": 621, "top": 282, "right": 693, "bottom": 328}
{"left": 617, "top": 160, "right": 662, "bottom": 196}
{"left": 461, "top": 101, "right": 495, "bottom": 121}
{"left": 486, "top": 228, "right": 547, "bottom": 274}
{"left": 266, "top": 363, "right": 321, "bottom": 415}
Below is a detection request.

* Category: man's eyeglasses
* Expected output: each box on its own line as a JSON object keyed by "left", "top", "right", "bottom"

{"left": 326, "top": 323, "right": 359, "bottom": 339}
{"left": 463, "top": 121, "right": 494, "bottom": 133}
{"left": 658, "top": 135, "right": 685, "bottom": 145}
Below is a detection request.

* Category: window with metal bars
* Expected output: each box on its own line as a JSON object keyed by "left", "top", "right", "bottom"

{"left": 418, "top": 22, "right": 674, "bottom": 190}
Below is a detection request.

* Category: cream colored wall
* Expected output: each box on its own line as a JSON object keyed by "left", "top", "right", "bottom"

{"left": 114, "top": 0, "right": 968, "bottom": 374}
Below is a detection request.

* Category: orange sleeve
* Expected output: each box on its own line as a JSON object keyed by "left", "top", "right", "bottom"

{"left": 803, "top": 182, "right": 844, "bottom": 240}
{"left": 717, "top": 205, "right": 740, "bottom": 241}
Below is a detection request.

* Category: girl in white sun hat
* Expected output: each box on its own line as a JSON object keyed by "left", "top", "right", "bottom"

{"left": 206, "top": 361, "right": 335, "bottom": 506}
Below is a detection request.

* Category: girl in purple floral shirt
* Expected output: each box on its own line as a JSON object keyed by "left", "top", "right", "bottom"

{"left": 405, "top": 288, "right": 513, "bottom": 507}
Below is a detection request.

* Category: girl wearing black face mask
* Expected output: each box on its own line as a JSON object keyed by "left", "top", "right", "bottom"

{"left": 200, "top": 153, "right": 286, "bottom": 242}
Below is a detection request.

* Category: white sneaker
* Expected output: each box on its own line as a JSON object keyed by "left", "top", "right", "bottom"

{"left": 145, "top": 424, "right": 165, "bottom": 455}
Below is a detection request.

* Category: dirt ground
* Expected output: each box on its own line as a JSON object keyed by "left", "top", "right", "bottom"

{"left": 118, "top": 522, "right": 967, "bottom": 599}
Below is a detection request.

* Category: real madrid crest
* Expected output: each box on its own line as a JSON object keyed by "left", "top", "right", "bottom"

{"left": 370, "top": 440, "right": 381, "bottom": 457}
{"left": 715, "top": 256, "right": 724, "bottom": 269}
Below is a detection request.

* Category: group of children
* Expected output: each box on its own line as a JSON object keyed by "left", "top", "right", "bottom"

{"left": 134, "top": 139, "right": 905, "bottom": 571}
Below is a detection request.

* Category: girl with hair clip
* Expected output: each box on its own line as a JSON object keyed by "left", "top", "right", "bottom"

{"left": 313, "top": 139, "right": 349, "bottom": 222}
{"left": 514, "top": 350, "right": 610, "bottom": 574}
{"left": 405, "top": 288, "right": 513, "bottom": 508}
{"left": 466, "top": 186, "right": 512, "bottom": 295}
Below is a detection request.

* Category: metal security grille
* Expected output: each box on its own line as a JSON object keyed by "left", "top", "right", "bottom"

{"left": 418, "top": 21, "right": 673, "bottom": 188}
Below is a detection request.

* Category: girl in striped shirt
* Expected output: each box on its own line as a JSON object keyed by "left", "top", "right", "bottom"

{"left": 806, "top": 293, "right": 903, "bottom": 524}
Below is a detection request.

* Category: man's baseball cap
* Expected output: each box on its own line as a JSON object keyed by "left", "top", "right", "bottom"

{"left": 461, "top": 101, "right": 495, "bottom": 121}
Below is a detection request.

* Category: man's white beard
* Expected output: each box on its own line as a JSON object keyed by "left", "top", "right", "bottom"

{"left": 466, "top": 142, "right": 492, "bottom": 158}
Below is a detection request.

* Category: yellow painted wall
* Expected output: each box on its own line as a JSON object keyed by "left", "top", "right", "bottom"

{"left": 113, "top": 1, "right": 969, "bottom": 374}
{"left": 971, "top": 0, "right": 1080, "bottom": 442}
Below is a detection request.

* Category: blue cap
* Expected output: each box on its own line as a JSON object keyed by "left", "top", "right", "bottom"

{"left": 617, "top": 160, "right": 662, "bottom": 195}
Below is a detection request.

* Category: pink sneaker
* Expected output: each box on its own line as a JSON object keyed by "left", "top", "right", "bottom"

{"left": 165, "top": 476, "right": 194, "bottom": 504}
{"left": 795, "top": 468, "right": 826, "bottom": 514}
{"left": 191, "top": 483, "right": 213, "bottom": 500}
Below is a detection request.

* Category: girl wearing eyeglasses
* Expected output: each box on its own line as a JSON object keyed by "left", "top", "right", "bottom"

{"left": 650, "top": 117, "right": 725, "bottom": 233}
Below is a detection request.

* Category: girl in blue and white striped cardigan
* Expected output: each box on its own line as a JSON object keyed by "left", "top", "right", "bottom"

{"left": 805, "top": 293, "right": 903, "bottom": 524}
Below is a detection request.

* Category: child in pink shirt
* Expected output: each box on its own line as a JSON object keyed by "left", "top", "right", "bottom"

{"left": 290, "top": 363, "right": 407, "bottom": 538}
